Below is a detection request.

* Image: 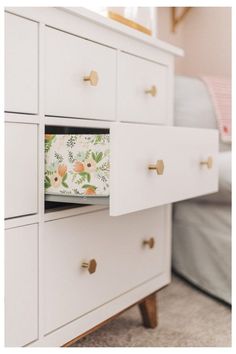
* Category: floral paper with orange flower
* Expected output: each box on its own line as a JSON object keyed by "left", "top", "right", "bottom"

{"left": 45, "top": 134, "right": 110, "bottom": 197}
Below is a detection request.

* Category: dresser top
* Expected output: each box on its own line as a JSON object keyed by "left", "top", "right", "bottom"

{"left": 6, "top": 6, "right": 184, "bottom": 57}
{"left": 62, "top": 7, "right": 184, "bottom": 57}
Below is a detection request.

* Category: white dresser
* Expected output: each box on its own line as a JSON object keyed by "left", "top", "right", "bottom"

{"left": 4, "top": 7, "right": 218, "bottom": 347}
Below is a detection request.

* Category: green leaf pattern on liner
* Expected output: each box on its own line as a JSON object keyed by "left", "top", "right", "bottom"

{"left": 44, "top": 134, "right": 109, "bottom": 197}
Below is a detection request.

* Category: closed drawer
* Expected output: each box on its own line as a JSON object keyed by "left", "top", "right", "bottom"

{"left": 45, "top": 27, "right": 116, "bottom": 121}
{"left": 5, "top": 224, "right": 38, "bottom": 346}
{"left": 5, "top": 12, "right": 38, "bottom": 114}
{"left": 109, "top": 124, "right": 218, "bottom": 215}
{"left": 118, "top": 52, "right": 168, "bottom": 124}
{"left": 43, "top": 207, "right": 166, "bottom": 334}
{"left": 5, "top": 122, "right": 38, "bottom": 218}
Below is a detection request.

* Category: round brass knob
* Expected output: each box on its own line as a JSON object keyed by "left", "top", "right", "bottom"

{"left": 200, "top": 156, "right": 213, "bottom": 169}
{"left": 83, "top": 70, "right": 99, "bottom": 86}
{"left": 143, "top": 237, "right": 155, "bottom": 249}
{"left": 148, "top": 160, "right": 164, "bottom": 175}
{"left": 81, "top": 259, "right": 97, "bottom": 274}
{"left": 145, "top": 85, "right": 157, "bottom": 97}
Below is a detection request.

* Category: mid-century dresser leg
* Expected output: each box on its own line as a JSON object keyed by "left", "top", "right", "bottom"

{"left": 138, "top": 292, "right": 158, "bottom": 328}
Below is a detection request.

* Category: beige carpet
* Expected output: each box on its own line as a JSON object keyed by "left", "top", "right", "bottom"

{"left": 72, "top": 274, "right": 231, "bottom": 347}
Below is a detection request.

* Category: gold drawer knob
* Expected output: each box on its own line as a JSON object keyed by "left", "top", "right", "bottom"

{"left": 200, "top": 156, "right": 213, "bottom": 169}
{"left": 148, "top": 160, "right": 164, "bottom": 175}
{"left": 143, "top": 237, "right": 155, "bottom": 249}
{"left": 81, "top": 259, "right": 97, "bottom": 274}
{"left": 83, "top": 70, "right": 99, "bottom": 86}
{"left": 145, "top": 85, "right": 157, "bottom": 97}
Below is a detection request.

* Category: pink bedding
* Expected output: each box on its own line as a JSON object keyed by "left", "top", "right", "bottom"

{"left": 201, "top": 76, "right": 231, "bottom": 143}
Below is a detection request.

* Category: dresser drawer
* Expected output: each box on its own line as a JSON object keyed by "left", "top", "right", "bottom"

{"left": 45, "top": 124, "right": 218, "bottom": 216}
{"left": 45, "top": 27, "right": 116, "bottom": 121}
{"left": 5, "top": 122, "right": 38, "bottom": 219}
{"left": 110, "top": 124, "right": 218, "bottom": 215}
{"left": 5, "top": 224, "right": 38, "bottom": 346}
{"left": 43, "top": 207, "right": 166, "bottom": 334}
{"left": 5, "top": 12, "right": 38, "bottom": 114}
{"left": 118, "top": 52, "right": 168, "bottom": 124}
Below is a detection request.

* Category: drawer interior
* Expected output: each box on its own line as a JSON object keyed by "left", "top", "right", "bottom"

{"left": 44, "top": 125, "right": 110, "bottom": 213}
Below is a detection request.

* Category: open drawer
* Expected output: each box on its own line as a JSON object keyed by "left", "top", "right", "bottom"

{"left": 45, "top": 123, "right": 218, "bottom": 216}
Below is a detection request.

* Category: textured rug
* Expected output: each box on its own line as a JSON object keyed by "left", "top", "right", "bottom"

{"left": 72, "top": 274, "right": 231, "bottom": 347}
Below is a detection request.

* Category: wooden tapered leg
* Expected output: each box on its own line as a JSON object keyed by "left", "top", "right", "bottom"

{"left": 138, "top": 292, "right": 158, "bottom": 328}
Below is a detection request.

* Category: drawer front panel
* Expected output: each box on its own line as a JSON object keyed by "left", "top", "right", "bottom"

{"left": 45, "top": 27, "right": 116, "bottom": 120}
{"left": 118, "top": 52, "right": 168, "bottom": 124}
{"left": 5, "top": 224, "right": 38, "bottom": 347}
{"left": 110, "top": 124, "right": 218, "bottom": 215}
{"left": 5, "top": 12, "right": 38, "bottom": 114}
{"left": 43, "top": 207, "right": 166, "bottom": 334}
{"left": 5, "top": 122, "right": 38, "bottom": 219}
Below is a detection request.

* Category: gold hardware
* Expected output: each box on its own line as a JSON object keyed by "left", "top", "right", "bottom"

{"left": 81, "top": 259, "right": 97, "bottom": 274}
{"left": 148, "top": 160, "right": 164, "bottom": 175}
{"left": 143, "top": 237, "right": 155, "bottom": 249}
{"left": 145, "top": 85, "right": 157, "bottom": 97}
{"left": 83, "top": 70, "right": 99, "bottom": 86}
{"left": 108, "top": 11, "right": 152, "bottom": 36}
{"left": 200, "top": 156, "right": 213, "bottom": 169}
{"left": 172, "top": 7, "right": 191, "bottom": 33}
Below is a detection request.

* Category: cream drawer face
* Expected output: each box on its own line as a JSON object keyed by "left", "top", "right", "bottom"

{"left": 45, "top": 27, "right": 116, "bottom": 121}
{"left": 43, "top": 207, "right": 166, "bottom": 334}
{"left": 5, "top": 224, "right": 38, "bottom": 347}
{"left": 118, "top": 52, "right": 168, "bottom": 124}
{"left": 5, "top": 12, "right": 38, "bottom": 114}
{"left": 5, "top": 122, "right": 38, "bottom": 219}
{"left": 110, "top": 124, "right": 218, "bottom": 215}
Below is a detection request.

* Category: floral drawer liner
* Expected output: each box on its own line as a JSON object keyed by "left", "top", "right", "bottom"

{"left": 45, "top": 134, "right": 110, "bottom": 197}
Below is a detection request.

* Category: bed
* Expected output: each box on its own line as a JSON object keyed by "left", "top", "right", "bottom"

{"left": 172, "top": 76, "right": 231, "bottom": 304}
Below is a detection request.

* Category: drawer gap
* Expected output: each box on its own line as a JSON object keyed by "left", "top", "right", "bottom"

{"left": 45, "top": 201, "right": 87, "bottom": 213}
{"left": 45, "top": 125, "right": 109, "bottom": 135}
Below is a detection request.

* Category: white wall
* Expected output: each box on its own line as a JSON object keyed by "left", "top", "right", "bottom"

{"left": 158, "top": 7, "right": 231, "bottom": 77}
{"left": 158, "top": 7, "right": 185, "bottom": 74}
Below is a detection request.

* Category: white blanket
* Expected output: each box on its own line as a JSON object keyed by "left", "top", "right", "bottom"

{"left": 173, "top": 76, "right": 231, "bottom": 303}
